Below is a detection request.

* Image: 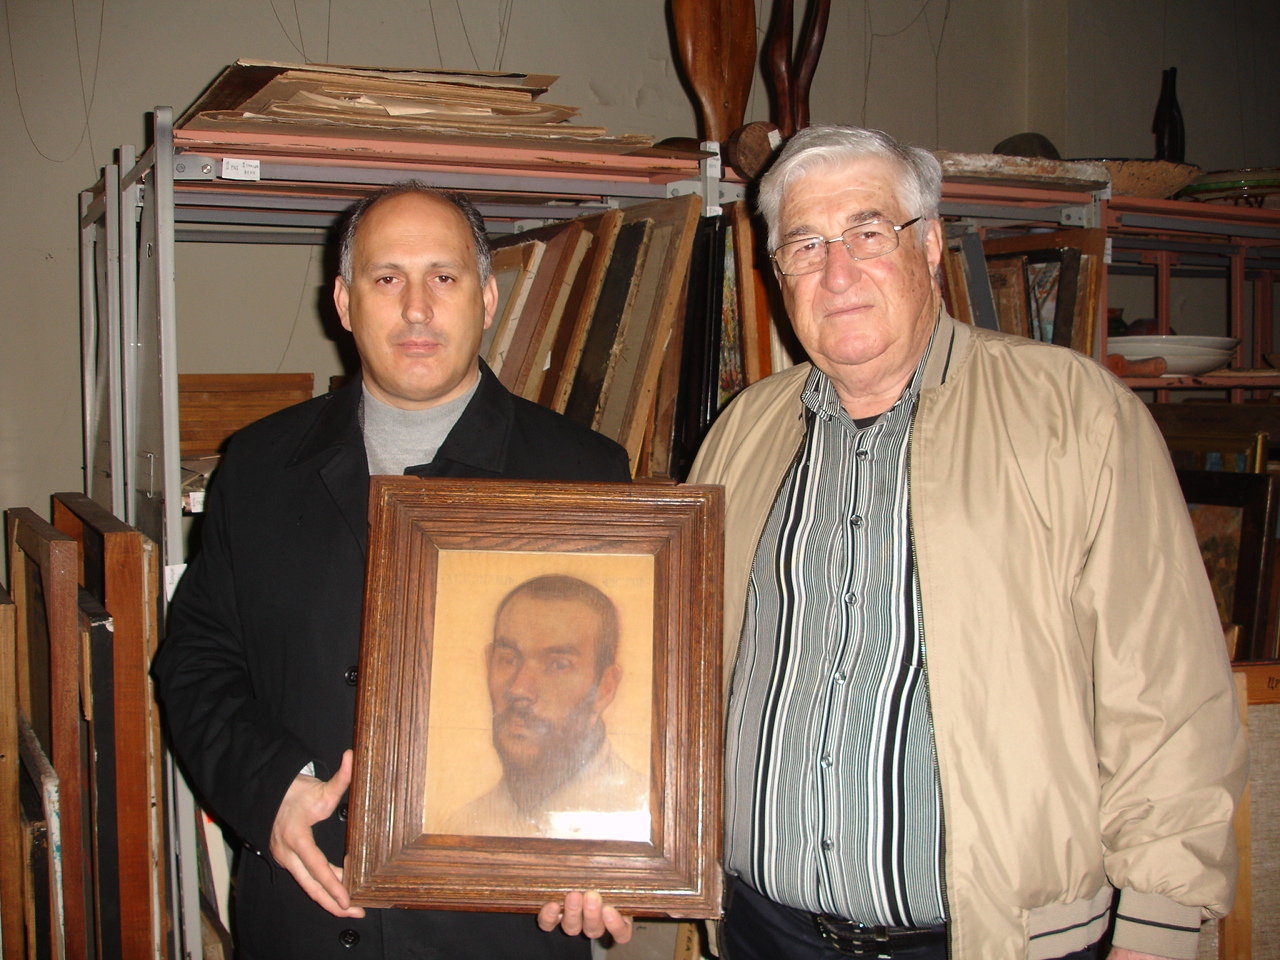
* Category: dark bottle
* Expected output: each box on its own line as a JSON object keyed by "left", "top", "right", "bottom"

{"left": 1153, "top": 67, "right": 1185, "bottom": 163}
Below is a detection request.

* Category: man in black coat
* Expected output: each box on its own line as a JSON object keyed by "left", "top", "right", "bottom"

{"left": 153, "top": 183, "right": 633, "bottom": 958}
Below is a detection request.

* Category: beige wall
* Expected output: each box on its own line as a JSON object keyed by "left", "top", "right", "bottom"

{"left": 2, "top": 0, "right": 1277, "bottom": 516}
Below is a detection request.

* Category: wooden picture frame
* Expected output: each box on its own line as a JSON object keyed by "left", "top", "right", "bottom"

{"left": 491, "top": 220, "right": 589, "bottom": 396}
{"left": 483, "top": 239, "right": 545, "bottom": 373}
{"left": 0, "top": 584, "right": 22, "bottom": 960}
{"left": 983, "top": 228, "right": 1105, "bottom": 356}
{"left": 539, "top": 209, "right": 624, "bottom": 410}
{"left": 1159, "top": 428, "right": 1268, "bottom": 473}
{"left": 6, "top": 507, "right": 90, "bottom": 956}
{"left": 52, "top": 491, "right": 167, "bottom": 960}
{"left": 346, "top": 477, "right": 724, "bottom": 917}
{"left": 1177, "top": 469, "right": 1278, "bottom": 660}
{"left": 595, "top": 195, "right": 702, "bottom": 467}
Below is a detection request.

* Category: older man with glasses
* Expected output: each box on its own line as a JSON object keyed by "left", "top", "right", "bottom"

{"left": 688, "top": 125, "right": 1244, "bottom": 960}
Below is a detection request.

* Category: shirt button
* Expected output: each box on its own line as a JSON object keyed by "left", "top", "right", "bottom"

{"left": 820, "top": 753, "right": 833, "bottom": 768}
{"left": 821, "top": 839, "right": 834, "bottom": 852}
{"left": 833, "top": 671, "right": 846, "bottom": 684}
{"left": 344, "top": 666, "right": 359, "bottom": 686}
{"left": 856, "top": 449, "right": 869, "bottom": 461}
{"left": 339, "top": 928, "right": 360, "bottom": 947}
{"left": 850, "top": 515, "right": 863, "bottom": 529}
{"left": 338, "top": 802, "right": 349, "bottom": 822}
{"left": 845, "top": 592, "right": 856, "bottom": 604}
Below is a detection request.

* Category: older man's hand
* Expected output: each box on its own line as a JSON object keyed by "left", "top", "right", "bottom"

{"left": 269, "top": 749, "right": 365, "bottom": 919}
{"left": 538, "top": 890, "right": 633, "bottom": 943}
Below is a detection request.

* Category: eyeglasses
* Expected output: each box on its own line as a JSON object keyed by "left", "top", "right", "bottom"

{"left": 770, "top": 217, "right": 922, "bottom": 276}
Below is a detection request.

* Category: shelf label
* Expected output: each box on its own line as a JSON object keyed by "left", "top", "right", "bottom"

{"left": 220, "top": 158, "right": 261, "bottom": 181}
{"left": 164, "top": 563, "right": 188, "bottom": 602}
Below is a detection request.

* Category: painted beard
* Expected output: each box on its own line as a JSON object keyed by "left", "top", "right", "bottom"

{"left": 492, "top": 696, "right": 606, "bottom": 813}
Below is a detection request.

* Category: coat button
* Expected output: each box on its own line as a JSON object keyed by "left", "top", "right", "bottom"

{"left": 339, "top": 928, "right": 360, "bottom": 947}
{"left": 344, "top": 666, "right": 359, "bottom": 686}
{"left": 338, "top": 802, "right": 349, "bottom": 822}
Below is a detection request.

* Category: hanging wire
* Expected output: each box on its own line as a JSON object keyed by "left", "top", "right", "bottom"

{"left": 861, "top": 0, "right": 934, "bottom": 126}
{"left": 267, "top": 0, "right": 307, "bottom": 59}
{"left": 493, "top": 0, "right": 515, "bottom": 71}
{"left": 428, "top": 0, "right": 444, "bottom": 68}
{"left": 70, "top": 0, "right": 104, "bottom": 168}
{"left": 276, "top": 247, "right": 318, "bottom": 373}
{"left": 3, "top": 0, "right": 104, "bottom": 165}
{"left": 325, "top": 0, "right": 333, "bottom": 62}
{"left": 926, "top": 0, "right": 952, "bottom": 147}
{"left": 454, "top": 0, "right": 480, "bottom": 70}
{"left": 292, "top": 0, "right": 308, "bottom": 61}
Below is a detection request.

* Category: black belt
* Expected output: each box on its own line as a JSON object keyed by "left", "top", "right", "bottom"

{"left": 811, "top": 914, "right": 948, "bottom": 957}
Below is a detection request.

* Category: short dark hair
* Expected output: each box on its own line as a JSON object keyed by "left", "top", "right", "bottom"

{"left": 494, "top": 575, "right": 620, "bottom": 681}
{"left": 337, "top": 180, "right": 492, "bottom": 284}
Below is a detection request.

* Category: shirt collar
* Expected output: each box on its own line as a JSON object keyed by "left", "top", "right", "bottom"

{"left": 800, "top": 319, "right": 940, "bottom": 427}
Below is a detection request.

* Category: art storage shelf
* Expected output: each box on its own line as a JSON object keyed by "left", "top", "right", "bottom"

{"left": 1104, "top": 195, "right": 1280, "bottom": 403}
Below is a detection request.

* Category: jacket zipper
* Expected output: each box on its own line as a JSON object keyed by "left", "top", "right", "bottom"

{"left": 907, "top": 397, "right": 951, "bottom": 958}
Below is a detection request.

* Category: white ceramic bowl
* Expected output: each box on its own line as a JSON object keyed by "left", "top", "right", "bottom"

{"left": 1115, "top": 334, "right": 1241, "bottom": 352}
{"left": 1108, "top": 341, "right": 1231, "bottom": 360}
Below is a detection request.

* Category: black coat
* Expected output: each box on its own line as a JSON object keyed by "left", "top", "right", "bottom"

{"left": 154, "top": 364, "right": 630, "bottom": 959}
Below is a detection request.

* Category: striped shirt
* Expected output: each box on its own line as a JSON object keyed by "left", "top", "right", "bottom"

{"left": 723, "top": 356, "right": 945, "bottom": 928}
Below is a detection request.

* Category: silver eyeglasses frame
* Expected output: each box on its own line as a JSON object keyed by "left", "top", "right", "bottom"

{"left": 770, "top": 217, "right": 923, "bottom": 276}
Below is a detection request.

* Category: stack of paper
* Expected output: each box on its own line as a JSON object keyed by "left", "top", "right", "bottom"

{"left": 177, "top": 60, "right": 651, "bottom": 147}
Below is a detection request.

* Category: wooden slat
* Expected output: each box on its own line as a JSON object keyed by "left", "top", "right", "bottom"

{"left": 177, "top": 372, "right": 314, "bottom": 457}
{"left": 1236, "top": 661, "right": 1280, "bottom": 705}
{"left": 7, "top": 507, "right": 89, "bottom": 960}
{"left": 0, "top": 583, "right": 23, "bottom": 960}
{"left": 53, "top": 493, "right": 167, "bottom": 960}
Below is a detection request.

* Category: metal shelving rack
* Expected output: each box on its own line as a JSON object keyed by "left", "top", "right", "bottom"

{"left": 77, "top": 105, "right": 742, "bottom": 960}
{"left": 1103, "top": 195, "right": 1280, "bottom": 399}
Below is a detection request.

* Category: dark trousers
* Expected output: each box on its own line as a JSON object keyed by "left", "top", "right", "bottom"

{"left": 722, "top": 879, "right": 1101, "bottom": 960}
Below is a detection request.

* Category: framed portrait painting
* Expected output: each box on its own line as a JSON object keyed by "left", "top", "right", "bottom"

{"left": 345, "top": 477, "right": 724, "bottom": 917}
{"left": 1177, "top": 469, "right": 1277, "bottom": 661}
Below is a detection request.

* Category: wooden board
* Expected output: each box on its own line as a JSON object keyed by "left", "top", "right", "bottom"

{"left": 0, "top": 583, "right": 22, "bottom": 960}
{"left": 597, "top": 195, "right": 702, "bottom": 468}
{"left": 519, "top": 226, "right": 591, "bottom": 402}
{"left": 727, "top": 201, "right": 773, "bottom": 385}
{"left": 484, "top": 240, "right": 545, "bottom": 375}
{"left": 544, "top": 210, "right": 625, "bottom": 411}
{"left": 53, "top": 492, "right": 167, "bottom": 960}
{"left": 178, "top": 372, "right": 314, "bottom": 458}
{"left": 7, "top": 507, "right": 87, "bottom": 960}
{"left": 562, "top": 220, "right": 652, "bottom": 429}
{"left": 81, "top": 590, "right": 124, "bottom": 958}
{"left": 491, "top": 221, "right": 587, "bottom": 395}
{"left": 983, "top": 228, "right": 1105, "bottom": 355}
{"left": 19, "top": 709, "right": 63, "bottom": 959}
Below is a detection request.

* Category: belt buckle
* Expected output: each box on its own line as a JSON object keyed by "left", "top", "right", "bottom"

{"left": 812, "top": 915, "right": 892, "bottom": 957}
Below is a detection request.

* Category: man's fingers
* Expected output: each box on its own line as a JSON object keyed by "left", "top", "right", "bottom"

{"left": 536, "top": 901, "right": 565, "bottom": 932}
{"left": 276, "top": 846, "right": 365, "bottom": 919}
{"left": 329, "top": 749, "right": 355, "bottom": 794}
{"left": 269, "top": 760, "right": 365, "bottom": 920}
{"left": 602, "top": 904, "right": 634, "bottom": 944}
{"left": 295, "top": 837, "right": 352, "bottom": 910}
{"left": 580, "top": 890, "right": 607, "bottom": 938}
{"left": 542, "top": 890, "right": 630, "bottom": 941}
{"left": 559, "top": 889, "right": 585, "bottom": 936}
{"left": 316, "top": 750, "right": 354, "bottom": 816}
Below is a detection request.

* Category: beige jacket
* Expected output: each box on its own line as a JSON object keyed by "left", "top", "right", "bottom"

{"left": 689, "top": 315, "right": 1245, "bottom": 960}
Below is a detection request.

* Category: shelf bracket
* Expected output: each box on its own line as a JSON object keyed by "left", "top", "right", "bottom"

{"left": 173, "top": 155, "right": 217, "bottom": 180}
